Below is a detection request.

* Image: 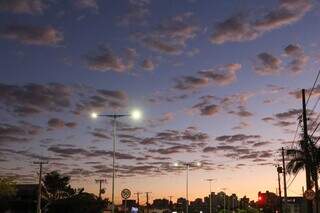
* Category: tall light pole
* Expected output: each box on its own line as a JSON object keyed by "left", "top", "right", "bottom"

{"left": 205, "top": 179, "right": 215, "bottom": 213}
{"left": 91, "top": 109, "right": 142, "bottom": 213}
{"left": 174, "top": 161, "right": 201, "bottom": 213}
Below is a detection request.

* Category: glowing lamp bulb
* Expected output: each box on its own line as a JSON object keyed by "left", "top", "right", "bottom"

{"left": 131, "top": 109, "right": 142, "bottom": 120}
{"left": 91, "top": 112, "right": 98, "bottom": 119}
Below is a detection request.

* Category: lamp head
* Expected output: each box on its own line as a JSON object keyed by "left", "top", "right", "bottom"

{"left": 91, "top": 112, "right": 98, "bottom": 119}
{"left": 131, "top": 109, "right": 142, "bottom": 120}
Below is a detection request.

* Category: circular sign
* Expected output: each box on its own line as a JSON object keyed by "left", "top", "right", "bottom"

{"left": 304, "top": 189, "right": 315, "bottom": 200}
{"left": 121, "top": 188, "right": 131, "bottom": 199}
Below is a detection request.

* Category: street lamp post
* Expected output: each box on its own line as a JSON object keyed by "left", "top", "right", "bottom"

{"left": 91, "top": 110, "right": 141, "bottom": 213}
{"left": 205, "top": 179, "right": 215, "bottom": 213}
{"left": 174, "top": 161, "right": 201, "bottom": 213}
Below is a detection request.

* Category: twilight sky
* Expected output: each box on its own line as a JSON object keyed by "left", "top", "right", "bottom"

{"left": 1, "top": 0, "right": 320, "bottom": 204}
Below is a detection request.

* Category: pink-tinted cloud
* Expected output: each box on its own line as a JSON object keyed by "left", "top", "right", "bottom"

{"left": 1, "top": 25, "right": 63, "bottom": 45}
{"left": 85, "top": 46, "right": 136, "bottom": 72}
{"left": 211, "top": 0, "right": 312, "bottom": 44}
{"left": 0, "top": 0, "right": 47, "bottom": 14}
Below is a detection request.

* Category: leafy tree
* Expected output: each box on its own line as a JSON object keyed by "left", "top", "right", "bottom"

{"left": 43, "top": 171, "right": 78, "bottom": 202}
{"left": 47, "top": 192, "right": 106, "bottom": 213}
{"left": 286, "top": 137, "right": 320, "bottom": 211}
{"left": 0, "top": 177, "right": 16, "bottom": 212}
{"left": 0, "top": 177, "right": 16, "bottom": 198}
{"left": 43, "top": 171, "right": 107, "bottom": 213}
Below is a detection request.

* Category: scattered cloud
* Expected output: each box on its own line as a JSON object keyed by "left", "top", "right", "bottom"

{"left": 149, "top": 144, "right": 193, "bottom": 155}
{"left": 215, "top": 134, "right": 261, "bottom": 143}
{"left": 0, "top": 83, "right": 128, "bottom": 117}
{"left": 210, "top": 0, "right": 312, "bottom": 44}
{"left": 135, "top": 12, "right": 199, "bottom": 54}
{"left": 85, "top": 46, "right": 136, "bottom": 72}
{"left": 48, "top": 118, "right": 77, "bottom": 129}
{"left": 198, "top": 63, "right": 242, "bottom": 86}
{"left": 174, "top": 63, "right": 241, "bottom": 91}
{"left": 0, "top": 0, "right": 47, "bottom": 14}
{"left": 192, "top": 92, "right": 254, "bottom": 117}
{"left": 199, "top": 104, "right": 220, "bottom": 116}
{"left": 0, "top": 123, "right": 42, "bottom": 145}
{"left": 1, "top": 25, "right": 63, "bottom": 46}
{"left": 284, "top": 44, "right": 309, "bottom": 74}
{"left": 147, "top": 112, "right": 175, "bottom": 127}
{"left": 228, "top": 106, "right": 253, "bottom": 117}
{"left": 289, "top": 86, "right": 320, "bottom": 100}
{"left": 254, "top": 52, "right": 282, "bottom": 75}
{"left": 142, "top": 59, "right": 156, "bottom": 71}
{"left": 174, "top": 76, "right": 209, "bottom": 91}
{"left": 210, "top": 14, "right": 259, "bottom": 44}
{"left": 72, "top": 0, "right": 98, "bottom": 10}
{"left": 262, "top": 108, "right": 305, "bottom": 130}
{"left": 118, "top": 0, "right": 150, "bottom": 25}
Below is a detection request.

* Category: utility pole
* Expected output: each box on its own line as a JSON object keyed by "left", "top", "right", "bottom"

{"left": 169, "top": 195, "right": 174, "bottom": 204}
{"left": 34, "top": 161, "right": 48, "bottom": 213}
{"left": 281, "top": 148, "right": 288, "bottom": 212}
{"left": 95, "top": 179, "right": 106, "bottom": 199}
{"left": 302, "top": 89, "right": 313, "bottom": 213}
{"left": 277, "top": 166, "right": 283, "bottom": 213}
{"left": 169, "top": 196, "right": 174, "bottom": 211}
{"left": 134, "top": 192, "right": 142, "bottom": 206}
{"left": 146, "top": 192, "right": 151, "bottom": 213}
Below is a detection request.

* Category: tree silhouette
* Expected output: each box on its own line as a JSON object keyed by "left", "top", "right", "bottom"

{"left": 286, "top": 137, "right": 320, "bottom": 211}
{"left": 43, "top": 171, "right": 106, "bottom": 213}
{"left": 0, "top": 177, "right": 16, "bottom": 212}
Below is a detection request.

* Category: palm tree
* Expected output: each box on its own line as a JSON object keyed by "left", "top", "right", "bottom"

{"left": 286, "top": 137, "right": 320, "bottom": 212}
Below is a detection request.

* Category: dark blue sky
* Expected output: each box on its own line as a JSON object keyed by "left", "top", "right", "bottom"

{"left": 1, "top": 0, "right": 320, "bottom": 202}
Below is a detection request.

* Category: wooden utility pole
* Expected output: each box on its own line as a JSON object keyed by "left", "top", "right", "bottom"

{"left": 277, "top": 166, "right": 283, "bottom": 213}
{"left": 34, "top": 161, "right": 48, "bottom": 213}
{"left": 95, "top": 179, "right": 106, "bottom": 199}
{"left": 282, "top": 148, "right": 288, "bottom": 212}
{"left": 302, "top": 89, "right": 313, "bottom": 213}
{"left": 145, "top": 192, "right": 151, "bottom": 213}
{"left": 134, "top": 192, "right": 142, "bottom": 206}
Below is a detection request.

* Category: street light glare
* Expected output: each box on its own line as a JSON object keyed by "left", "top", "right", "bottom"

{"left": 173, "top": 162, "right": 179, "bottom": 167}
{"left": 91, "top": 112, "right": 98, "bottom": 119}
{"left": 196, "top": 162, "right": 201, "bottom": 167}
{"left": 131, "top": 109, "right": 142, "bottom": 120}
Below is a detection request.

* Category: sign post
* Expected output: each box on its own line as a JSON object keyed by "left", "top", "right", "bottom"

{"left": 304, "top": 189, "right": 315, "bottom": 201}
{"left": 121, "top": 188, "right": 131, "bottom": 213}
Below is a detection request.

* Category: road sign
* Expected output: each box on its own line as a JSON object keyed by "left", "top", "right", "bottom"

{"left": 304, "top": 189, "right": 315, "bottom": 200}
{"left": 121, "top": 188, "right": 131, "bottom": 199}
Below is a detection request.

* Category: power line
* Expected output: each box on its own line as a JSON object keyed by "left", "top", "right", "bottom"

{"left": 311, "top": 122, "right": 320, "bottom": 138}
{"left": 287, "top": 171, "right": 299, "bottom": 190}
{"left": 306, "top": 70, "right": 320, "bottom": 106}
{"left": 291, "top": 122, "right": 300, "bottom": 148}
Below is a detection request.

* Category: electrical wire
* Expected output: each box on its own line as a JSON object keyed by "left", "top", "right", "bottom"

{"left": 287, "top": 171, "right": 299, "bottom": 189}
{"left": 291, "top": 122, "right": 300, "bottom": 149}
{"left": 306, "top": 70, "right": 320, "bottom": 106}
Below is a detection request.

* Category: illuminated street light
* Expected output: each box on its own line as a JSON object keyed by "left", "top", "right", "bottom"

{"left": 173, "top": 161, "right": 202, "bottom": 213}
{"left": 90, "top": 109, "right": 142, "bottom": 213}
{"left": 91, "top": 112, "right": 98, "bottom": 119}
{"left": 131, "top": 109, "right": 142, "bottom": 120}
